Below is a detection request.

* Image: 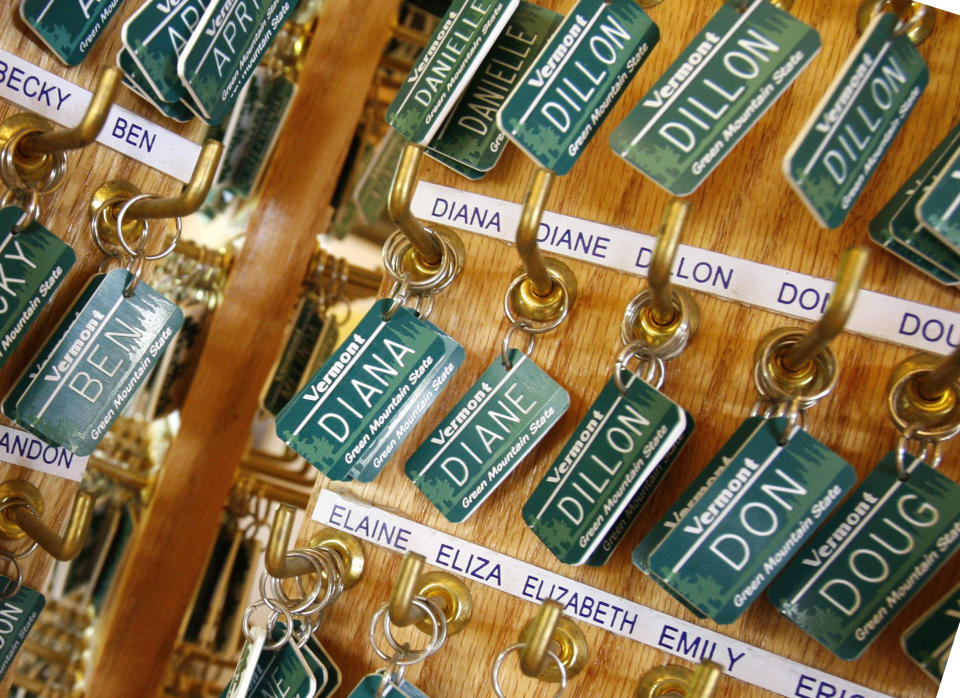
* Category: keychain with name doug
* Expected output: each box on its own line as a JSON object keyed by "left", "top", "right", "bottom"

{"left": 769, "top": 342, "right": 960, "bottom": 660}
{"left": 2, "top": 188, "right": 186, "bottom": 456}
{"left": 784, "top": 0, "right": 933, "bottom": 228}
{"left": 637, "top": 246, "right": 868, "bottom": 624}
{"left": 524, "top": 200, "right": 698, "bottom": 566}
{"left": 275, "top": 148, "right": 466, "bottom": 482}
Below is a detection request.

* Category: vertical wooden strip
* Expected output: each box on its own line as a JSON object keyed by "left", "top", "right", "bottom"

{"left": 85, "top": 3, "right": 397, "bottom": 694}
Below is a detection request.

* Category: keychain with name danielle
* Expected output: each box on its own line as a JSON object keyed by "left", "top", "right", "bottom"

{"left": 769, "top": 343, "right": 960, "bottom": 660}
{"left": 636, "top": 246, "right": 868, "bottom": 624}
{"left": 524, "top": 200, "right": 699, "bottom": 566}
{"left": 2, "top": 192, "right": 185, "bottom": 456}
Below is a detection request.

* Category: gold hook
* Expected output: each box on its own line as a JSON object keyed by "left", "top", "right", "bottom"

{"left": 388, "top": 143, "right": 444, "bottom": 267}
{"left": 265, "top": 503, "right": 364, "bottom": 586}
{"left": 0, "top": 480, "right": 95, "bottom": 561}
{"left": 649, "top": 200, "right": 689, "bottom": 326}
{"left": 887, "top": 345, "right": 960, "bottom": 433}
{"left": 779, "top": 245, "right": 870, "bottom": 375}
{"left": 388, "top": 551, "right": 472, "bottom": 635}
{"left": 637, "top": 661, "right": 723, "bottom": 698}
{"left": 519, "top": 599, "right": 588, "bottom": 682}
{"left": 125, "top": 140, "right": 223, "bottom": 220}
{"left": 917, "top": 346, "right": 960, "bottom": 401}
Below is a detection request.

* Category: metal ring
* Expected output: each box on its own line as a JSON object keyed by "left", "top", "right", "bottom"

{"left": 619, "top": 289, "right": 697, "bottom": 361}
{"left": 615, "top": 341, "right": 666, "bottom": 393}
{"left": 0, "top": 127, "right": 67, "bottom": 195}
{"left": 0, "top": 500, "right": 41, "bottom": 560}
{"left": 502, "top": 321, "right": 536, "bottom": 370}
{"left": 260, "top": 550, "right": 325, "bottom": 616}
{"left": 123, "top": 250, "right": 147, "bottom": 298}
{"left": 753, "top": 329, "right": 838, "bottom": 410}
{"left": 773, "top": 397, "right": 804, "bottom": 445}
{"left": 242, "top": 599, "right": 294, "bottom": 650}
{"left": 887, "top": 365, "right": 960, "bottom": 441}
{"left": 381, "top": 276, "right": 411, "bottom": 322}
{"left": 382, "top": 227, "right": 463, "bottom": 297}
{"left": 376, "top": 656, "right": 409, "bottom": 698}
{"left": 115, "top": 194, "right": 182, "bottom": 261}
{"left": 267, "top": 548, "right": 343, "bottom": 616}
{"left": 0, "top": 552, "right": 22, "bottom": 602}
{"left": 504, "top": 273, "right": 571, "bottom": 334}
{"left": 871, "top": 0, "right": 930, "bottom": 38}
{"left": 491, "top": 644, "right": 567, "bottom": 698}
{"left": 1, "top": 190, "right": 40, "bottom": 233}
{"left": 369, "top": 598, "right": 446, "bottom": 667}
{"left": 895, "top": 427, "right": 942, "bottom": 480}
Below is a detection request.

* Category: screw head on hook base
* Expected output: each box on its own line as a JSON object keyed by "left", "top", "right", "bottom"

{"left": 508, "top": 258, "right": 578, "bottom": 324}
{"left": 89, "top": 180, "right": 145, "bottom": 248}
{"left": 888, "top": 353, "right": 960, "bottom": 437}
{"left": 0, "top": 114, "right": 57, "bottom": 184}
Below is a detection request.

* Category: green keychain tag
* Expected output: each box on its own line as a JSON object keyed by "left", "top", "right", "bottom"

{"left": 238, "top": 636, "right": 317, "bottom": 698}
{"left": 768, "top": 452, "right": 960, "bottom": 660}
{"left": 386, "top": 0, "right": 521, "bottom": 145}
{"left": 123, "top": 0, "right": 211, "bottom": 104}
{"left": 275, "top": 299, "right": 464, "bottom": 482}
{"left": 633, "top": 416, "right": 763, "bottom": 617}
{"left": 406, "top": 348, "right": 569, "bottom": 523}
{"left": 427, "top": 2, "right": 563, "bottom": 175}
{"left": 902, "top": 581, "right": 960, "bottom": 682}
{"left": 498, "top": 0, "right": 658, "bottom": 176}
{"left": 20, "top": 0, "right": 124, "bottom": 66}
{"left": 5, "top": 268, "right": 183, "bottom": 456}
{"left": 0, "top": 208, "right": 75, "bottom": 369}
{"left": 919, "top": 143, "right": 960, "bottom": 254}
{"left": 784, "top": 13, "right": 927, "bottom": 228}
{"left": 0, "top": 577, "right": 45, "bottom": 681}
{"left": 222, "top": 626, "right": 266, "bottom": 698}
{"left": 523, "top": 374, "right": 688, "bottom": 565}
{"left": 648, "top": 417, "right": 855, "bottom": 625}
{"left": 178, "top": 0, "right": 298, "bottom": 125}
{"left": 264, "top": 296, "right": 326, "bottom": 416}
{"left": 870, "top": 121, "right": 960, "bottom": 285}
{"left": 303, "top": 636, "right": 341, "bottom": 698}
{"left": 349, "top": 674, "right": 431, "bottom": 698}
{"left": 117, "top": 48, "right": 195, "bottom": 123}
{"left": 610, "top": 0, "right": 820, "bottom": 196}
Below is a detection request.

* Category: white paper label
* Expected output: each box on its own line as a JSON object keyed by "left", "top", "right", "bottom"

{"left": 411, "top": 182, "right": 960, "bottom": 356}
{"left": 0, "top": 49, "right": 201, "bottom": 182}
{"left": 0, "top": 424, "right": 87, "bottom": 481}
{"left": 314, "top": 489, "right": 893, "bottom": 698}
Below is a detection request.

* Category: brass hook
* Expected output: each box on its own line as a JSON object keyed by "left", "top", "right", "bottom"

{"left": 519, "top": 599, "right": 588, "bottom": 682}
{"left": 0, "top": 480, "right": 95, "bottom": 561}
{"left": 388, "top": 551, "right": 472, "bottom": 635}
{"left": 265, "top": 503, "right": 364, "bottom": 587}
{"left": 388, "top": 143, "right": 444, "bottom": 267}
{"left": 637, "top": 661, "right": 723, "bottom": 698}
{"left": 887, "top": 345, "right": 960, "bottom": 435}
{"left": 779, "top": 245, "right": 870, "bottom": 375}
{"left": 649, "top": 200, "right": 689, "bottom": 326}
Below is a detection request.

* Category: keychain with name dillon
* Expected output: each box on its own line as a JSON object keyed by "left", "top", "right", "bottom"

{"left": 275, "top": 153, "right": 466, "bottom": 482}
{"left": 2, "top": 192, "right": 185, "bottom": 456}
{"left": 769, "top": 343, "right": 960, "bottom": 660}
{"left": 784, "top": 1, "right": 932, "bottom": 228}
{"left": 524, "top": 200, "right": 699, "bottom": 566}
{"left": 609, "top": 0, "right": 820, "bottom": 197}
{"left": 638, "top": 246, "right": 868, "bottom": 624}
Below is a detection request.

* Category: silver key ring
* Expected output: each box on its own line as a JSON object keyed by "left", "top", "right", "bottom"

{"left": 0, "top": 552, "right": 22, "bottom": 602}
{"left": 491, "top": 643, "right": 567, "bottom": 698}
{"left": 242, "top": 599, "right": 295, "bottom": 650}
{"left": 1, "top": 190, "right": 40, "bottom": 233}
{"left": 115, "top": 194, "right": 183, "bottom": 261}
{"left": 615, "top": 340, "right": 666, "bottom": 393}
{"left": 369, "top": 598, "right": 447, "bottom": 667}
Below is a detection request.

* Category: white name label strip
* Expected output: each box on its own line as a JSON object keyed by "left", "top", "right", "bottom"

{"left": 0, "top": 425, "right": 87, "bottom": 482}
{"left": 0, "top": 49, "right": 201, "bottom": 182}
{"left": 314, "top": 489, "right": 891, "bottom": 698}
{"left": 412, "top": 182, "right": 960, "bottom": 356}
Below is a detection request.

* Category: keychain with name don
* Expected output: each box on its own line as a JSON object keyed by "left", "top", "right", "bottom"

{"left": 348, "top": 552, "right": 471, "bottom": 698}
{"left": 0, "top": 524, "right": 44, "bottom": 682}
{"left": 2, "top": 192, "right": 185, "bottom": 456}
{"left": 902, "top": 580, "right": 960, "bottom": 682}
{"left": 609, "top": 0, "right": 820, "bottom": 197}
{"left": 275, "top": 153, "right": 466, "bottom": 482}
{"left": 638, "top": 246, "right": 868, "bottom": 624}
{"left": 524, "top": 200, "right": 699, "bottom": 567}
{"left": 0, "top": 70, "right": 127, "bottom": 368}
{"left": 784, "top": 1, "right": 932, "bottom": 228}
{"left": 769, "top": 343, "right": 960, "bottom": 660}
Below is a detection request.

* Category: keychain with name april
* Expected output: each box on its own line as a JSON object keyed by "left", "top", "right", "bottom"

{"left": 0, "top": 121, "right": 77, "bottom": 370}
{"left": 2, "top": 194, "right": 184, "bottom": 456}
{"left": 275, "top": 228, "right": 466, "bottom": 483}
{"left": 0, "top": 536, "right": 45, "bottom": 682}
{"left": 784, "top": 3, "right": 931, "bottom": 228}
{"left": 524, "top": 200, "right": 698, "bottom": 567}
{"left": 609, "top": 0, "right": 821, "bottom": 197}
{"left": 769, "top": 345, "right": 960, "bottom": 660}
{"left": 636, "top": 247, "right": 868, "bottom": 624}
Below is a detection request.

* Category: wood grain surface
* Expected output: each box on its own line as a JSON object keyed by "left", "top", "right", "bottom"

{"left": 293, "top": 3, "right": 960, "bottom": 698}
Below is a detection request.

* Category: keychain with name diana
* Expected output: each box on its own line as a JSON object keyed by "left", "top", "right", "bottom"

{"left": 769, "top": 343, "right": 960, "bottom": 660}
{"left": 2, "top": 194, "right": 184, "bottom": 456}
{"left": 784, "top": 1, "right": 932, "bottom": 228}
{"left": 524, "top": 200, "right": 698, "bottom": 566}
{"left": 275, "top": 183, "right": 466, "bottom": 482}
{"left": 641, "top": 246, "right": 868, "bottom": 624}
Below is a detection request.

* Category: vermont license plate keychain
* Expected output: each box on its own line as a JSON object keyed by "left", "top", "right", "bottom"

{"left": 769, "top": 344, "right": 960, "bottom": 660}
{"left": 20, "top": 0, "right": 124, "bottom": 65}
{"left": 0, "top": 535, "right": 46, "bottom": 681}
{"left": 784, "top": 5, "right": 930, "bottom": 228}
{"left": 638, "top": 246, "right": 869, "bottom": 624}
{"left": 609, "top": 0, "right": 820, "bottom": 196}
{"left": 524, "top": 201, "right": 698, "bottom": 566}
{"left": 918, "top": 126, "right": 960, "bottom": 255}
{"left": 902, "top": 580, "right": 960, "bottom": 682}
{"left": 3, "top": 194, "right": 184, "bottom": 456}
